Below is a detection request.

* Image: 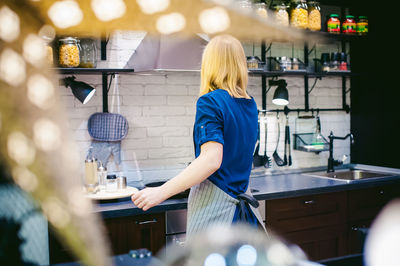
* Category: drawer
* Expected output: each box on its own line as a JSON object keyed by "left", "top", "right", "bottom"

{"left": 281, "top": 224, "right": 347, "bottom": 261}
{"left": 347, "top": 184, "right": 400, "bottom": 221}
{"left": 347, "top": 219, "right": 372, "bottom": 254}
{"left": 266, "top": 192, "right": 347, "bottom": 233}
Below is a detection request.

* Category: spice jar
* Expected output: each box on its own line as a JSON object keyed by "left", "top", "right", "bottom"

{"left": 274, "top": 4, "right": 289, "bottom": 26}
{"left": 307, "top": 1, "right": 321, "bottom": 31}
{"left": 79, "top": 38, "right": 97, "bottom": 68}
{"left": 290, "top": 0, "right": 308, "bottom": 29}
{"left": 330, "top": 52, "right": 340, "bottom": 70}
{"left": 339, "top": 52, "right": 348, "bottom": 71}
{"left": 106, "top": 174, "right": 118, "bottom": 193}
{"left": 342, "top": 15, "right": 356, "bottom": 34}
{"left": 255, "top": 3, "right": 268, "bottom": 19}
{"left": 357, "top": 16, "right": 368, "bottom": 35}
{"left": 59, "top": 37, "right": 80, "bottom": 67}
{"left": 321, "top": 53, "right": 330, "bottom": 71}
{"left": 327, "top": 14, "right": 341, "bottom": 34}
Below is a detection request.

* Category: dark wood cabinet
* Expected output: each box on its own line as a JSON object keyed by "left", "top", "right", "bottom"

{"left": 104, "top": 213, "right": 165, "bottom": 256}
{"left": 265, "top": 184, "right": 400, "bottom": 261}
{"left": 49, "top": 212, "right": 166, "bottom": 264}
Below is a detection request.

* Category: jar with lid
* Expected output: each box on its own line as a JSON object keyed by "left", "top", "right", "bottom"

{"left": 342, "top": 15, "right": 356, "bottom": 34}
{"left": 106, "top": 174, "right": 118, "bottom": 193}
{"left": 330, "top": 52, "right": 340, "bottom": 70}
{"left": 79, "top": 38, "right": 97, "bottom": 68}
{"left": 307, "top": 1, "right": 321, "bottom": 31}
{"left": 357, "top": 16, "right": 368, "bottom": 35}
{"left": 327, "top": 14, "right": 341, "bottom": 33}
{"left": 42, "top": 36, "right": 54, "bottom": 65}
{"left": 247, "top": 56, "right": 260, "bottom": 70}
{"left": 339, "top": 52, "right": 348, "bottom": 71}
{"left": 290, "top": 0, "right": 308, "bottom": 29}
{"left": 321, "top": 53, "right": 330, "bottom": 71}
{"left": 59, "top": 37, "right": 80, "bottom": 67}
{"left": 280, "top": 56, "right": 292, "bottom": 70}
{"left": 84, "top": 158, "right": 98, "bottom": 193}
{"left": 255, "top": 2, "right": 268, "bottom": 19}
{"left": 274, "top": 4, "right": 289, "bottom": 26}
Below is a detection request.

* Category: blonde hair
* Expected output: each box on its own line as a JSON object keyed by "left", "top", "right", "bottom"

{"left": 200, "top": 34, "right": 249, "bottom": 98}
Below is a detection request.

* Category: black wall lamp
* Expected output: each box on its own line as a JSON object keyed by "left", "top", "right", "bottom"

{"left": 269, "top": 79, "right": 289, "bottom": 106}
{"left": 62, "top": 76, "right": 96, "bottom": 104}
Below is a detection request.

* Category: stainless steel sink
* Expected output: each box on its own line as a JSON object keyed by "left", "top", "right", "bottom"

{"left": 304, "top": 169, "right": 393, "bottom": 181}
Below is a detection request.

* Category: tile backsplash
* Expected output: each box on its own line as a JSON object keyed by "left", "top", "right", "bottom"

{"left": 60, "top": 31, "right": 351, "bottom": 183}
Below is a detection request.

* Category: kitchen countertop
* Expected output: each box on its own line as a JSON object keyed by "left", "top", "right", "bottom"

{"left": 95, "top": 164, "right": 400, "bottom": 219}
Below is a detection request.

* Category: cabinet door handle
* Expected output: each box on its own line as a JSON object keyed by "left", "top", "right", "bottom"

{"left": 136, "top": 219, "right": 157, "bottom": 225}
{"left": 304, "top": 200, "right": 315, "bottom": 205}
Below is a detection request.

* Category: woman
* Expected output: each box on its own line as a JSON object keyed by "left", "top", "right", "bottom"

{"left": 131, "top": 34, "right": 264, "bottom": 236}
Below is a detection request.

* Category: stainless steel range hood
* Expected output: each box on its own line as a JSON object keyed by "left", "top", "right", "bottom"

{"left": 125, "top": 33, "right": 209, "bottom": 72}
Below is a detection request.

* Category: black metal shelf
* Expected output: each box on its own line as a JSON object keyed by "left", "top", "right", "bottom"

{"left": 54, "top": 68, "right": 135, "bottom": 75}
{"left": 249, "top": 70, "right": 354, "bottom": 77}
{"left": 305, "top": 31, "right": 368, "bottom": 43}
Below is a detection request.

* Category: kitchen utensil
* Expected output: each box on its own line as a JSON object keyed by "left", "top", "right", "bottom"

{"left": 273, "top": 113, "right": 286, "bottom": 166}
{"left": 287, "top": 116, "right": 292, "bottom": 166}
{"left": 283, "top": 114, "right": 289, "bottom": 166}
{"left": 262, "top": 115, "right": 272, "bottom": 168}
{"left": 106, "top": 174, "right": 118, "bottom": 193}
{"left": 253, "top": 116, "right": 264, "bottom": 167}
{"left": 88, "top": 112, "right": 129, "bottom": 141}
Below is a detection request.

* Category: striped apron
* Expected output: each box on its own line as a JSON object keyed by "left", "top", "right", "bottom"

{"left": 186, "top": 179, "right": 266, "bottom": 239}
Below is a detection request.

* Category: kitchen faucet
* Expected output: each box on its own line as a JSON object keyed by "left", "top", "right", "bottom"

{"left": 328, "top": 131, "right": 354, "bottom": 173}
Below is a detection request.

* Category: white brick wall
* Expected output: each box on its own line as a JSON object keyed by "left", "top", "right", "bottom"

{"left": 60, "top": 31, "right": 351, "bottom": 182}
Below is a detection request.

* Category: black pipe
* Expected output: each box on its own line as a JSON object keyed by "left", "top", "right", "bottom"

{"left": 258, "top": 107, "right": 349, "bottom": 114}
{"left": 261, "top": 41, "right": 267, "bottom": 110}
{"left": 102, "top": 73, "right": 108, "bottom": 112}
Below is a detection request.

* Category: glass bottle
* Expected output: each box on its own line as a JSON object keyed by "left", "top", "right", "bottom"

{"left": 327, "top": 14, "right": 341, "bottom": 34}
{"left": 356, "top": 16, "right": 368, "bottom": 35}
{"left": 255, "top": 2, "right": 268, "bottom": 19}
{"left": 307, "top": 1, "right": 321, "bottom": 31}
{"left": 98, "top": 163, "right": 107, "bottom": 190}
{"left": 342, "top": 15, "right": 356, "bottom": 34}
{"left": 290, "top": 0, "right": 308, "bottom": 29}
{"left": 58, "top": 37, "right": 80, "bottom": 67}
{"left": 274, "top": 4, "right": 289, "bottom": 26}
{"left": 79, "top": 38, "right": 97, "bottom": 68}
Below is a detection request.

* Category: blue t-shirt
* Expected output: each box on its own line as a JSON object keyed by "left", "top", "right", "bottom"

{"left": 193, "top": 89, "right": 258, "bottom": 198}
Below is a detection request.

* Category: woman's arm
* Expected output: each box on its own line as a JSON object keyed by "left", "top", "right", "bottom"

{"left": 131, "top": 141, "right": 223, "bottom": 211}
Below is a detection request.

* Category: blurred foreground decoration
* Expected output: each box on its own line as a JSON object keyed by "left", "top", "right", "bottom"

{"left": 0, "top": 0, "right": 314, "bottom": 265}
{"left": 29, "top": 0, "right": 308, "bottom": 43}
{"left": 155, "top": 224, "right": 307, "bottom": 266}
{"left": 0, "top": 1, "right": 111, "bottom": 266}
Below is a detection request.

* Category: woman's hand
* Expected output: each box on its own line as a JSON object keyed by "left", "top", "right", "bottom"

{"left": 131, "top": 187, "right": 167, "bottom": 211}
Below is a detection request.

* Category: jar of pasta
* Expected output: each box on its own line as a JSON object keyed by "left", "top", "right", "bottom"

{"left": 274, "top": 4, "right": 289, "bottom": 26}
{"left": 307, "top": 1, "right": 321, "bottom": 31}
{"left": 59, "top": 37, "right": 80, "bottom": 68}
{"left": 290, "top": 0, "right": 308, "bottom": 29}
{"left": 42, "top": 36, "right": 54, "bottom": 65}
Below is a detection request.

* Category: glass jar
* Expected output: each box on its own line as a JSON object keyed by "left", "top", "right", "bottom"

{"left": 247, "top": 56, "right": 260, "bottom": 70}
{"left": 330, "top": 52, "right": 340, "bottom": 70}
{"left": 274, "top": 4, "right": 289, "bottom": 26}
{"left": 339, "top": 52, "right": 348, "bottom": 71}
{"left": 327, "top": 14, "right": 341, "bottom": 34}
{"left": 321, "top": 53, "right": 330, "bottom": 71}
{"left": 42, "top": 36, "right": 54, "bottom": 65}
{"left": 342, "top": 15, "right": 356, "bottom": 34}
{"left": 59, "top": 37, "right": 80, "bottom": 67}
{"left": 106, "top": 174, "right": 118, "bottom": 193}
{"left": 255, "top": 2, "right": 268, "bottom": 19}
{"left": 79, "top": 38, "right": 97, "bottom": 68}
{"left": 357, "top": 16, "right": 368, "bottom": 35}
{"left": 307, "top": 1, "right": 321, "bottom": 31}
{"left": 290, "top": 0, "right": 308, "bottom": 29}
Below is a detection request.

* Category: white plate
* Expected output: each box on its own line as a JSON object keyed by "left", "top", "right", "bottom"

{"left": 86, "top": 186, "right": 139, "bottom": 200}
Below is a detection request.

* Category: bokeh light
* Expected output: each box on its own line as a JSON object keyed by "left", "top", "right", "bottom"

{"left": 42, "top": 198, "right": 71, "bottom": 228}
{"left": 136, "top": 0, "right": 170, "bottom": 14}
{"left": 12, "top": 166, "right": 38, "bottom": 192}
{"left": 0, "top": 48, "right": 26, "bottom": 86}
{"left": 7, "top": 132, "right": 36, "bottom": 166}
{"left": 48, "top": 0, "right": 83, "bottom": 29}
{"left": 23, "top": 33, "right": 46, "bottom": 66}
{"left": 33, "top": 118, "right": 61, "bottom": 151}
{"left": 204, "top": 253, "right": 226, "bottom": 266}
{"left": 199, "top": 7, "right": 230, "bottom": 34}
{"left": 236, "top": 244, "right": 257, "bottom": 266}
{"left": 91, "top": 0, "right": 126, "bottom": 22}
{"left": 27, "top": 74, "right": 55, "bottom": 109}
{"left": 0, "top": 5, "right": 20, "bottom": 42}
{"left": 156, "top": 13, "right": 186, "bottom": 35}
